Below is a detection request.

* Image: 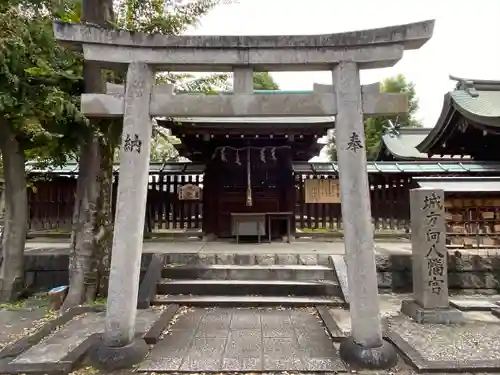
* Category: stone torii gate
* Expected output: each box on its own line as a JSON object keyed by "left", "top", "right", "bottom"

{"left": 53, "top": 20, "right": 434, "bottom": 370}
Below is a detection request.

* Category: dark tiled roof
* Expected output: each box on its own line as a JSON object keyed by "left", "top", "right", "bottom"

{"left": 417, "top": 77, "right": 500, "bottom": 155}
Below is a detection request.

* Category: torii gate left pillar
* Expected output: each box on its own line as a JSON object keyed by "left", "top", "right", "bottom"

{"left": 87, "top": 62, "right": 155, "bottom": 368}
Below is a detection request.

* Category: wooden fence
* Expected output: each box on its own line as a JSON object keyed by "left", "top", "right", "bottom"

{"left": 27, "top": 172, "right": 415, "bottom": 233}
{"left": 294, "top": 173, "right": 415, "bottom": 232}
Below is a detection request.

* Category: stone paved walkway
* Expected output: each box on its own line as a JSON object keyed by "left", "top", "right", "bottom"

{"left": 138, "top": 307, "right": 346, "bottom": 372}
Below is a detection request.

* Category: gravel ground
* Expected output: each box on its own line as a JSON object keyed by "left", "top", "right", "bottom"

{"left": 0, "top": 296, "right": 53, "bottom": 350}
{"left": 389, "top": 315, "right": 500, "bottom": 362}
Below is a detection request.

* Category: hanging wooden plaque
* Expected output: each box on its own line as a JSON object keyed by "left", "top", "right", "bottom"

{"left": 304, "top": 179, "right": 340, "bottom": 204}
{"left": 178, "top": 184, "right": 202, "bottom": 200}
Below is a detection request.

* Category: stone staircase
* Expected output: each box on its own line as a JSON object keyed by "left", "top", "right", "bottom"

{"left": 146, "top": 253, "right": 347, "bottom": 307}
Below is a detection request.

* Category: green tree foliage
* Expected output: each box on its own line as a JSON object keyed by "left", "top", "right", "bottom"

{"left": 253, "top": 72, "right": 279, "bottom": 90}
{"left": 328, "top": 74, "right": 421, "bottom": 161}
{"left": 0, "top": 0, "right": 83, "bottom": 301}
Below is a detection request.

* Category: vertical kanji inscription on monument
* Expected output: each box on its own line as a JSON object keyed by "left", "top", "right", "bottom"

{"left": 410, "top": 188, "right": 448, "bottom": 309}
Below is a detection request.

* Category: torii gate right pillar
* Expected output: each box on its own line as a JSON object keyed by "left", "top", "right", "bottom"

{"left": 333, "top": 61, "right": 396, "bottom": 368}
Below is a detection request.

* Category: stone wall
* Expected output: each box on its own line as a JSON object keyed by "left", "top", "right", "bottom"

{"left": 23, "top": 251, "right": 500, "bottom": 294}
{"left": 23, "top": 253, "right": 152, "bottom": 294}
{"left": 377, "top": 251, "right": 500, "bottom": 293}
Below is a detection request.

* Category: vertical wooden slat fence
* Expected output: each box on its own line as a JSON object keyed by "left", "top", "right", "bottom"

{"left": 28, "top": 172, "right": 205, "bottom": 232}
{"left": 294, "top": 173, "right": 415, "bottom": 232}
{"left": 27, "top": 171, "right": 425, "bottom": 233}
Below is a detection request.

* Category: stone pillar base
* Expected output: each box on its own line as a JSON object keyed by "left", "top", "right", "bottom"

{"left": 401, "top": 299, "right": 465, "bottom": 324}
{"left": 339, "top": 336, "right": 398, "bottom": 370}
{"left": 87, "top": 337, "right": 149, "bottom": 371}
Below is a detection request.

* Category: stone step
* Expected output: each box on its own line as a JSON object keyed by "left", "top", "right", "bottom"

{"left": 157, "top": 279, "right": 341, "bottom": 296}
{"left": 162, "top": 264, "right": 333, "bottom": 281}
{"left": 152, "top": 295, "right": 346, "bottom": 307}
{"left": 163, "top": 253, "right": 330, "bottom": 266}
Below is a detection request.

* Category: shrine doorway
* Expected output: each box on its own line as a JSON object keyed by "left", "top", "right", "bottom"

{"left": 203, "top": 145, "right": 295, "bottom": 239}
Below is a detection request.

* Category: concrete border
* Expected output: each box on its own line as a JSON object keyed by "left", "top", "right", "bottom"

{"left": 386, "top": 330, "right": 500, "bottom": 372}
{"left": 1, "top": 333, "right": 101, "bottom": 375}
{"left": 143, "top": 304, "right": 179, "bottom": 345}
{"left": 0, "top": 305, "right": 179, "bottom": 374}
{"left": 0, "top": 306, "right": 105, "bottom": 375}
{"left": 316, "top": 305, "right": 347, "bottom": 342}
{"left": 137, "top": 254, "right": 167, "bottom": 309}
{"left": 0, "top": 305, "right": 104, "bottom": 362}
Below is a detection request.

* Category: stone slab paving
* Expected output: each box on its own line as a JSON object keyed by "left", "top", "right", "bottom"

{"left": 138, "top": 307, "right": 346, "bottom": 372}
{"left": 9, "top": 308, "right": 162, "bottom": 366}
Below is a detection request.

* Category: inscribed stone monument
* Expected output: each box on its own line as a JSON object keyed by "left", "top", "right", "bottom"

{"left": 401, "top": 188, "right": 464, "bottom": 324}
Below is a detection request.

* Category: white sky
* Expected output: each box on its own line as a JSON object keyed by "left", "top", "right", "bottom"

{"left": 186, "top": 0, "right": 500, "bottom": 127}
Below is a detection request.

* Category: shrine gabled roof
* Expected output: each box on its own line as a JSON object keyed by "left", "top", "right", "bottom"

{"left": 417, "top": 77, "right": 500, "bottom": 154}
{"left": 377, "top": 127, "right": 471, "bottom": 160}
{"left": 451, "top": 89, "right": 500, "bottom": 125}
{"left": 414, "top": 176, "right": 500, "bottom": 192}
{"left": 379, "top": 128, "right": 431, "bottom": 160}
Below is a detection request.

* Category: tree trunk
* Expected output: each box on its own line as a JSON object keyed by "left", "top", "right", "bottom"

{"left": 94, "top": 128, "right": 117, "bottom": 298}
{"left": 62, "top": 134, "right": 100, "bottom": 310}
{"left": 62, "top": 0, "right": 115, "bottom": 310}
{"left": 0, "top": 123, "right": 27, "bottom": 302}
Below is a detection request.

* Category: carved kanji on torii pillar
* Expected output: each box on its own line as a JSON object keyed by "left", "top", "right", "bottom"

{"left": 53, "top": 19, "right": 434, "bottom": 370}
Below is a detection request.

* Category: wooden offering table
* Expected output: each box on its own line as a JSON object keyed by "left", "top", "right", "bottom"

{"left": 231, "top": 212, "right": 266, "bottom": 244}
{"left": 231, "top": 211, "right": 293, "bottom": 244}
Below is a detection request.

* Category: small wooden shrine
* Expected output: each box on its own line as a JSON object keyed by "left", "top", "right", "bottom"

{"left": 159, "top": 116, "right": 333, "bottom": 238}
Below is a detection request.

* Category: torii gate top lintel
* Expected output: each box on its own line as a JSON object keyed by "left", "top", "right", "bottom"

{"left": 52, "top": 19, "right": 434, "bottom": 71}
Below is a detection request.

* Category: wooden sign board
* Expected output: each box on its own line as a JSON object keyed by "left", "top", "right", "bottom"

{"left": 178, "top": 184, "right": 201, "bottom": 200}
{"left": 304, "top": 179, "right": 340, "bottom": 204}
